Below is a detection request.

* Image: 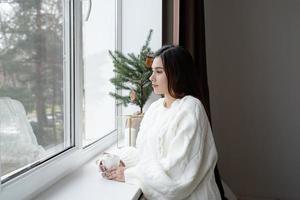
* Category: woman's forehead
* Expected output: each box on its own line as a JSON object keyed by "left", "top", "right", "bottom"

{"left": 151, "top": 57, "right": 164, "bottom": 69}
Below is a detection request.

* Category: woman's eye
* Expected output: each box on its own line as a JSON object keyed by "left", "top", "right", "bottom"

{"left": 151, "top": 70, "right": 163, "bottom": 74}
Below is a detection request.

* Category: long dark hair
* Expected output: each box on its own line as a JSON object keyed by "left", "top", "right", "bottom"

{"left": 153, "top": 45, "right": 209, "bottom": 116}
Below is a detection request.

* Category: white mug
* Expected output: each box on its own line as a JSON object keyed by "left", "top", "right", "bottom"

{"left": 97, "top": 153, "right": 120, "bottom": 170}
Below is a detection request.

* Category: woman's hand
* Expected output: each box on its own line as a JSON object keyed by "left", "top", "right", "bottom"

{"left": 102, "top": 165, "right": 125, "bottom": 182}
{"left": 100, "top": 160, "right": 126, "bottom": 182}
{"left": 98, "top": 160, "right": 107, "bottom": 172}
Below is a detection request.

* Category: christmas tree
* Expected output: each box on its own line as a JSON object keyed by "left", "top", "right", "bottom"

{"left": 108, "top": 29, "right": 154, "bottom": 114}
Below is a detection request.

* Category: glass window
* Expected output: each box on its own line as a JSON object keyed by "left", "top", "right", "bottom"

{"left": 0, "top": 0, "right": 72, "bottom": 181}
{"left": 82, "top": 0, "right": 116, "bottom": 146}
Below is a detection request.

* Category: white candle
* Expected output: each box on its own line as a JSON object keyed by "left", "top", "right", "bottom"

{"left": 124, "top": 128, "right": 137, "bottom": 147}
{"left": 130, "top": 128, "right": 137, "bottom": 147}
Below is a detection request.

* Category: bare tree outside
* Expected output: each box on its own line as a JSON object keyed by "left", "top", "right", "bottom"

{"left": 0, "top": 0, "right": 66, "bottom": 176}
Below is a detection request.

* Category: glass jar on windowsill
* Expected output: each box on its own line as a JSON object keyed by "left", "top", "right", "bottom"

{"left": 117, "top": 113, "right": 144, "bottom": 148}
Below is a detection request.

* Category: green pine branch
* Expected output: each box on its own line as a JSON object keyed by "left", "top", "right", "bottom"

{"left": 108, "top": 29, "right": 154, "bottom": 113}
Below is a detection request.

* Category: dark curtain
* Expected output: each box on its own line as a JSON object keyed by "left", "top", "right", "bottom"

{"left": 162, "top": 0, "right": 228, "bottom": 199}
{"left": 162, "top": 0, "right": 174, "bottom": 45}
{"left": 179, "top": 0, "right": 211, "bottom": 122}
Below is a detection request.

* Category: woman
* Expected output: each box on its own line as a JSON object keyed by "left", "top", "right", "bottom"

{"left": 100, "top": 45, "right": 222, "bottom": 200}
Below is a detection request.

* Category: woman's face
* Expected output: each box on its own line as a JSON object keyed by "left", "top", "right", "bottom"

{"left": 149, "top": 56, "right": 169, "bottom": 95}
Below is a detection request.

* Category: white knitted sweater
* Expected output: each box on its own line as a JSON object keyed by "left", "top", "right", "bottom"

{"left": 118, "top": 95, "right": 221, "bottom": 200}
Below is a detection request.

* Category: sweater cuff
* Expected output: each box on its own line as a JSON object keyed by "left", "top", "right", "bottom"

{"left": 124, "top": 166, "right": 140, "bottom": 185}
{"left": 115, "top": 146, "right": 139, "bottom": 168}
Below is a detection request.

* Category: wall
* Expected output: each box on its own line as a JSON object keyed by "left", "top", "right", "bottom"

{"left": 204, "top": 0, "right": 300, "bottom": 199}
{"left": 122, "top": 0, "right": 162, "bottom": 53}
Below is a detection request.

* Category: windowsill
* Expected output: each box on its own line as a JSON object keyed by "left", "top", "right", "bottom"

{"left": 33, "top": 144, "right": 142, "bottom": 200}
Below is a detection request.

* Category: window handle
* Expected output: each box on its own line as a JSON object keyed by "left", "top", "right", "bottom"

{"left": 85, "top": 0, "right": 92, "bottom": 21}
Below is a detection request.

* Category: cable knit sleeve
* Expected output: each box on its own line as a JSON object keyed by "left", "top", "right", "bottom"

{"left": 114, "top": 146, "right": 138, "bottom": 168}
{"left": 123, "top": 99, "right": 219, "bottom": 200}
{"left": 115, "top": 99, "right": 160, "bottom": 168}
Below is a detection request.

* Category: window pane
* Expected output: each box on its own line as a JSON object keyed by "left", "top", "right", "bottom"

{"left": 0, "top": 0, "right": 71, "bottom": 180}
{"left": 82, "top": 0, "right": 116, "bottom": 146}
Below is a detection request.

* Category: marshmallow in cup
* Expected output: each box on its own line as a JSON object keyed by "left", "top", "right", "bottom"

{"left": 96, "top": 153, "right": 120, "bottom": 170}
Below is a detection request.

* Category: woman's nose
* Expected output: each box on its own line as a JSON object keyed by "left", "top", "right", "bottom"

{"left": 149, "top": 73, "right": 154, "bottom": 81}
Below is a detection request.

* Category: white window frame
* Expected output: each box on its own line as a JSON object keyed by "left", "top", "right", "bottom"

{"left": 0, "top": 0, "right": 121, "bottom": 199}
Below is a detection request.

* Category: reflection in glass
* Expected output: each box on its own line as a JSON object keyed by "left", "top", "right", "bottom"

{"left": 0, "top": 0, "right": 69, "bottom": 179}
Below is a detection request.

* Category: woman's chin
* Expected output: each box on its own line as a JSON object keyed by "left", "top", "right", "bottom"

{"left": 152, "top": 89, "right": 162, "bottom": 95}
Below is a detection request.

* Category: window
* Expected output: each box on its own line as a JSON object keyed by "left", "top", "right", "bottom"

{"left": 0, "top": 0, "right": 120, "bottom": 198}
{"left": 82, "top": 0, "right": 117, "bottom": 146}
{"left": 0, "top": 0, "right": 72, "bottom": 182}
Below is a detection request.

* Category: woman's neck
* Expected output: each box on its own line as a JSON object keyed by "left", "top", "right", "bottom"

{"left": 163, "top": 94, "right": 177, "bottom": 108}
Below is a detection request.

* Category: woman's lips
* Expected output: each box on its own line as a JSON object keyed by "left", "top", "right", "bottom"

{"left": 152, "top": 84, "right": 158, "bottom": 87}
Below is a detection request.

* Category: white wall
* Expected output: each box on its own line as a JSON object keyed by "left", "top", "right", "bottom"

{"left": 122, "top": 0, "right": 162, "bottom": 114}
{"left": 122, "top": 0, "right": 162, "bottom": 54}
{"left": 204, "top": 0, "right": 300, "bottom": 199}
